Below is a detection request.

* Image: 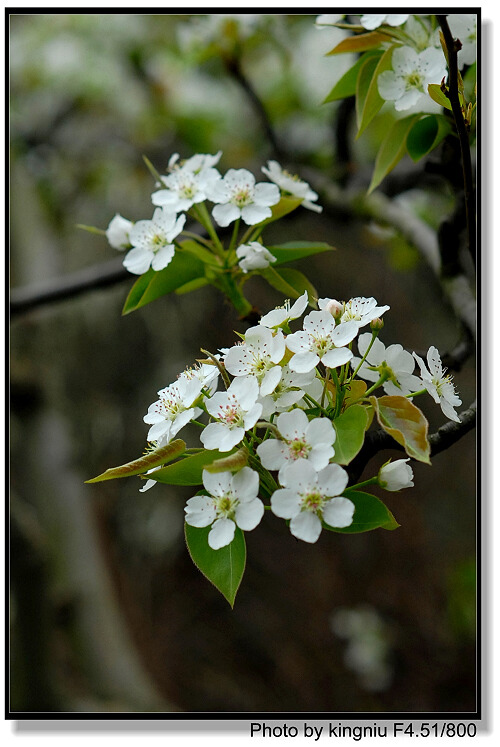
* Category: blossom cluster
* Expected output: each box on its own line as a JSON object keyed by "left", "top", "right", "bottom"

{"left": 140, "top": 292, "right": 461, "bottom": 550}
{"left": 316, "top": 13, "right": 476, "bottom": 112}
{"left": 105, "top": 152, "right": 322, "bottom": 276}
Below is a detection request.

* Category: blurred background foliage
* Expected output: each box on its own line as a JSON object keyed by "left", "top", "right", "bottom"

{"left": 10, "top": 13, "right": 476, "bottom": 714}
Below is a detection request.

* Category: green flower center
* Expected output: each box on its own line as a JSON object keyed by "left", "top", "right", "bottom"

{"left": 216, "top": 494, "right": 238, "bottom": 517}
{"left": 302, "top": 491, "right": 324, "bottom": 512}
{"left": 405, "top": 71, "right": 424, "bottom": 91}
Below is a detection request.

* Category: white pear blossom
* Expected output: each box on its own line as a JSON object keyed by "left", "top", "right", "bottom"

{"left": 178, "top": 361, "right": 219, "bottom": 396}
{"left": 360, "top": 14, "right": 409, "bottom": 30}
{"left": 258, "top": 364, "right": 317, "bottom": 418}
{"left": 261, "top": 160, "right": 323, "bottom": 213}
{"left": 106, "top": 213, "right": 133, "bottom": 250}
{"left": 378, "top": 459, "right": 414, "bottom": 491}
{"left": 123, "top": 208, "right": 186, "bottom": 274}
{"left": 315, "top": 15, "right": 343, "bottom": 28}
{"left": 151, "top": 166, "right": 221, "bottom": 213}
{"left": 259, "top": 291, "right": 309, "bottom": 329}
{"left": 271, "top": 461, "right": 354, "bottom": 543}
{"left": 319, "top": 296, "right": 390, "bottom": 329}
{"left": 168, "top": 151, "right": 223, "bottom": 174}
{"left": 184, "top": 467, "right": 264, "bottom": 549}
{"left": 413, "top": 346, "right": 462, "bottom": 422}
{"left": 236, "top": 242, "right": 277, "bottom": 273}
{"left": 448, "top": 14, "right": 477, "bottom": 68}
{"left": 377, "top": 46, "right": 447, "bottom": 112}
{"left": 201, "top": 377, "right": 262, "bottom": 452}
{"left": 209, "top": 168, "right": 280, "bottom": 227}
{"left": 351, "top": 333, "right": 423, "bottom": 396}
{"left": 286, "top": 310, "right": 358, "bottom": 373}
{"left": 143, "top": 376, "right": 204, "bottom": 443}
{"left": 257, "top": 409, "right": 336, "bottom": 480}
{"left": 224, "top": 326, "right": 285, "bottom": 395}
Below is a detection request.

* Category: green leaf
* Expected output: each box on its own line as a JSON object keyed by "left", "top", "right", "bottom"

{"left": 370, "top": 395, "right": 431, "bottom": 463}
{"left": 367, "top": 114, "right": 422, "bottom": 194}
{"left": 327, "top": 31, "right": 386, "bottom": 56}
{"left": 324, "top": 490, "right": 400, "bottom": 533}
{"left": 174, "top": 277, "right": 210, "bottom": 295}
{"left": 266, "top": 241, "right": 335, "bottom": 266}
{"left": 185, "top": 523, "right": 246, "bottom": 607}
{"left": 122, "top": 244, "right": 206, "bottom": 314}
{"left": 152, "top": 449, "right": 236, "bottom": 486}
{"left": 427, "top": 83, "right": 452, "bottom": 111}
{"left": 331, "top": 404, "right": 369, "bottom": 465}
{"left": 261, "top": 267, "right": 318, "bottom": 306}
{"left": 323, "top": 51, "right": 381, "bottom": 103}
{"left": 85, "top": 439, "right": 186, "bottom": 483}
{"left": 180, "top": 239, "right": 220, "bottom": 266}
{"left": 356, "top": 45, "right": 396, "bottom": 138}
{"left": 253, "top": 196, "right": 303, "bottom": 228}
{"left": 355, "top": 54, "right": 383, "bottom": 133}
{"left": 204, "top": 448, "right": 248, "bottom": 473}
{"left": 406, "top": 114, "right": 452, "bottom": 162}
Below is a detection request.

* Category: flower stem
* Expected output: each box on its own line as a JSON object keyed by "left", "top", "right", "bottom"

{"left": 191, "top": 203, "right": 225, "bottom": 257}
{"left": 348, "top": 476, "right": 378, "bottom": 491}
{"left": 364, "top": 375, "right": 389, "bottom": 397}
{"left": 228, "top": 217, "right": 241, "bottom": 256}
{"left": 347, "top": 330, "right": 379, "bottom": 383}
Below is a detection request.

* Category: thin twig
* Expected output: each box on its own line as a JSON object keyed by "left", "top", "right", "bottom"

{"left": 10, "top": 258, "right": 130, "bottom": 318}
{"left": 224, "top": 57, "right": 284, "bottom": 160}
{"left": 347, "top": 401, "right": 476, "bottom": 482}
{"left": 437, "top": 15, "right": 476, "bottom": 267}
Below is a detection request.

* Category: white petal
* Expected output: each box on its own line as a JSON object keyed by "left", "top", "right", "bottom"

{"left": 253, "top": 182, "right": 281, "bottom": 206}
{"left": 286, "top": 330, "right": 311, "bottom": 354}
{"left": 289, "top": 352, "right": 319, "bottom": 373}
{"left": 333, "top": 320, "right": 360, "bottom": 347}
{"left": 308, "top": 443, "right": 335, "bottom": 471}
{"left": 184, "top": 495, "right": 216, "bottom": 527}
{"left": 147, "top": 420, "right": 171, "bottom": 442}
{"left": 260, "top": 365, "right": 282, "bottom": 396}
{"left": 377, "top": 70, "right": 405, "bottom": 102}
{"left": 305, "top": 416, "right": 335, "bottom": 447}
{"left": 280, "top": 460, "right": 317, "bottom": 491}
{"left": 151, "top": 244, "right": 175, "bottom": 271}
{"left": 123, "top": 247, "right": 153, "bottom": 275}
{"left": 212, "top": 203, "right": 241, "bottom": 227}
{"left": 360, "top": 14, "right": 386, "bottom": 30}
{"left": 271, "top": 488, "right": 301, "bottom": 519}
{"left": 256, "top": 438, "right": 288, "bottom": 470}
{"left": 321, "top": 347, "right": 353, "bottom": 369}
{"left": 235, "top": 498, "right": 264, "bottom": 531}
{"left": 439, "top": 398, "right": 461, "bottom": 423}
{"left": 316, "top": 463, "right": 349, "bottom": 497}
{"left": 231, "top": 466, "right": 260, "bottom": 502}
{"left": 202, "top": 469, "right": 232, "bottom": 497}
{"left": 243, "top": 403, "right": 263, "bottom": 430}
{"left": 276, "top": 408, "right": 308, "bottom": 439}
{"left": 240, "top": 204, "right": 272, "bottom": 225}
{"left": 290, "top": 512, "right": 322, "bottom": 543}
{"left": 208, "top": 518, "right": 236, "bottom": 549}
{"left": 394, "top": 89, "right": 423, "bottom": 111}
{"left": 322, "top": 497, "right": 355, "bottom": 528}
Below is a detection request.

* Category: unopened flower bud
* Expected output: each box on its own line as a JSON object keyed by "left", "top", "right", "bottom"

{"left": 378, "top": 459, "right": 414, "bottom": 491}
{"left": 106, "top": 214, "right": 133, "bottom": 250}
{"left": 324, "top": 299, "right": 343, "bottom": 319}
{"left": 370, "top": 317, "right": 384, "bottom": 331}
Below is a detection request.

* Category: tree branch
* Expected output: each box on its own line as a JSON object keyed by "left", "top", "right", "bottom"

{"left": 10, "top": 258, "right": 130, "bottom": 318}
{"left": 437, "top": 15, "right": 476, "bottom": 267}
{"left": 224, "top": 57, "right": 285, "bottom": 160}
{"left": 302, "top": 169, "right": 477, "bottom": 343}
{"left": 348, "top": 401, "right": 476, "bottom": 482}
